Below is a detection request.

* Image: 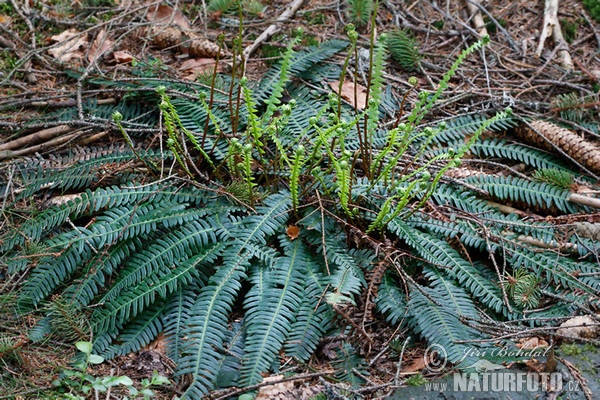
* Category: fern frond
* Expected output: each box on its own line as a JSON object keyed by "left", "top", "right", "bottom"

{"left": 102, "top": 302, "right": 166, "bottom": 359}
{"left": 92, "top": 244, "right": 222, "bottom": 336}
{"left": 255, "top": 40, "right": 348, "bottom": 103}
{"left": 386, "top": 29, "right": 420, "bottom": 72}
{"left": 179, "top": 252, "right": 249, "bottom": 398}
{"left": 392, "top": 221, "right": 508, "bottom": 315}
{"left": 465, "top": 174, "right": 579, "bottom": 213}
{"left": 375, "top": 273, "right": 408, "bottom": 325}
{"left": 240, "top": 237, "right": 307, "bottom": 386}
{"left": 408, "top": 267, "right": 484, "bottom": 365}
{"left": 470, "top": 138, "right": 567, "bottom": 170}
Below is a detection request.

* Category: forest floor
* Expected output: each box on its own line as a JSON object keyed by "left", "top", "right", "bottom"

{"left": 1, "top": 0, "right": 600, "bottom": 399}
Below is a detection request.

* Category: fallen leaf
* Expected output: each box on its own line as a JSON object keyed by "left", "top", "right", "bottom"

{"left": 525, "top": 358, "right": 544, "bottom": 373}
{"left": 255, "top": 375, "right": 294, "bottom": 400}
{"left": 88, "top": 29, "right": 113, "bottom": 64}
{"left": 113, "top": 50, "right": 134, "bottom": 63}
{"left": 146, "top": 4, "right": 190, "bottom": 30}
{"left": 48, "top": 29, "right": 88, "bottom": 62}
{"left": 516, "top": 336, "right": 549, "bottom": 350}
{"left": 286, "top": 225, "right": 300, "bottom": 240}
{"left": 329, "top": 80, "right": 368, "bottom": 110}
{"left": 179, "top": 58, "right": 218, "bottom": 80}
{"left": 402, "top": 356, "right": 426, "bottom": 373}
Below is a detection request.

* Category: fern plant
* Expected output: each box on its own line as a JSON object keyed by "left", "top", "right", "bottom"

{"left": 386, "top": 29, "right": 421, "bottom": 72}
{"left": 2, "top": 26, "right": 600, "bottom": 399}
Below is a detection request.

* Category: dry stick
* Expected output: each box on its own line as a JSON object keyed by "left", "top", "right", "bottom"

{"left": 536, "top": 0, "right": 573, "bottom": 71}
{"left": 243, "top": 0, "right": 305, "bottom": 59}
{"left": 463, "top": 0, "right": 488, "bottom": 38}
{"left": 0, "top": 132, "right": 81, "bottom": 161}
{"left": 465, "top": 0, "right": 520, "bottom": 53}
{"left": 0, "top": 124, "right": 73, "bottom": 151}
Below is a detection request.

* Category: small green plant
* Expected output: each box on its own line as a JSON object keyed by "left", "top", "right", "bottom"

{"left": 52, "top": 342, "right": 169, "bottom": 399}
{"left": 346, "top": 0, "right": 373, "bottom": 28}
{"left": 583, "top": 0, "right": 600, "bottom": 23}
{"left": 559, "top": 343, "right": 582, "bottom": 356}
{"left": 405, "top": 373, "right": 428, "bottom": 386}
{"left": 386, "top": 29, "right": 421, "bottom": 72}
{"left": 561, "top": 19, "right": 578, "bottom": 43}
{"left": 533, "top": 168, "right": 574, "bottom": 189}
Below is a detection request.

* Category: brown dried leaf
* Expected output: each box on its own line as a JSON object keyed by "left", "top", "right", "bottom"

{"left": 113, "top": 50, "right": 134, "bottom": 63}
{"left": 286, "top": 225, "right": 300, "bottom": 240}
{"left": 402, "top": 356, "right": 426, "bottom": 373}
{"left": 146, "top": 4, "right": 190, "bottom": 30}
{"left": 255, "top": 375, "right": 294, "bottom": 400}
{"left": 516, "top": 337, "right": 549, "bottom": 350}
{"left": 88, "top": 29, "right": 113, "bottom": 64}
{"left": 329, "top": 80, "right": 368, "bottom": 110}
{"left": 525, "top": 358, "right": 545, "bottom": 373}
{"left": 48, "top": 29, "right": 88, "bottom": 62}
{"left": 179, "top": 58, "right": 218, "bottom": 80}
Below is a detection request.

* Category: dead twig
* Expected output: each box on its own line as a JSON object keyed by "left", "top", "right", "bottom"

{"left": 536, "top": 0, "right": 573, "bottom": 71}
{"left": 243, "top": 0, "right": 305, "bottom": 59}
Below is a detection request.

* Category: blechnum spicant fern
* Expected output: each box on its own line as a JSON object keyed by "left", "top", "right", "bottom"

{"left": 2, "top": 22, "right": 600, "bottom": 398}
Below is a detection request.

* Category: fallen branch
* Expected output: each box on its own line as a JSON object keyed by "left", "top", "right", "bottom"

{"left": 0, "top": 125, "right": 73, "bottom": 152}
{"left": 464, "top": 0, "right": 488, "bottom": 37}
{"left": 536, "top": 0, "right": 573, "bottom": 70}
{"left": 0, "top": 132, "right": 81, "bottom": 161}
{"left": 243, "top": 0, "right": 305, "bottom": 59}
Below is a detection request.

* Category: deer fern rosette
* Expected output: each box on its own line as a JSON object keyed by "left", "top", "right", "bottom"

{"left": 2, "top": 26, "right": 599, "bottom": 397}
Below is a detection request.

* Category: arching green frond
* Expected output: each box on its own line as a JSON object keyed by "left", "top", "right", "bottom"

{"left": 240, "top": 237, "right": 307, "bottom": 386}
{"left": 284, "top": 250, "right": 332, "bottom": 361}
{"left": 408, "top": 267, "right": 484, "bottom": 365}
{"left": 255, "top": 40, "right": 349, "bottom": 102}
{"left": 179, "top": 252, "right": 249, "bottom": 398}
{"left": 234, "top": 191, "right": 291, "bottom": 248}
{"left": 163, "top": 287, "right": 198, "bottom": 364}
{"left": 471, "top": 138, "right": 567, "bottom": 170}
{"left": 391, "top": 220, "right": 507, "bottom": 315}
{"left": 431, "top": 112, "right": 516, "bottom": 145}
{"left": 102, "top": 301, "right": 167, "bottom": 359}
{"left": 375, "top": 273, "right": 408, "bottom": 326}
{"left": 465, "top": 175, "right": 579, "bottom": 213}
{"left": 92, "top": 244, "right": 222, "bottom": 336}
{"left": 99, "top": 218, "right": 223, "bottom": 304}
